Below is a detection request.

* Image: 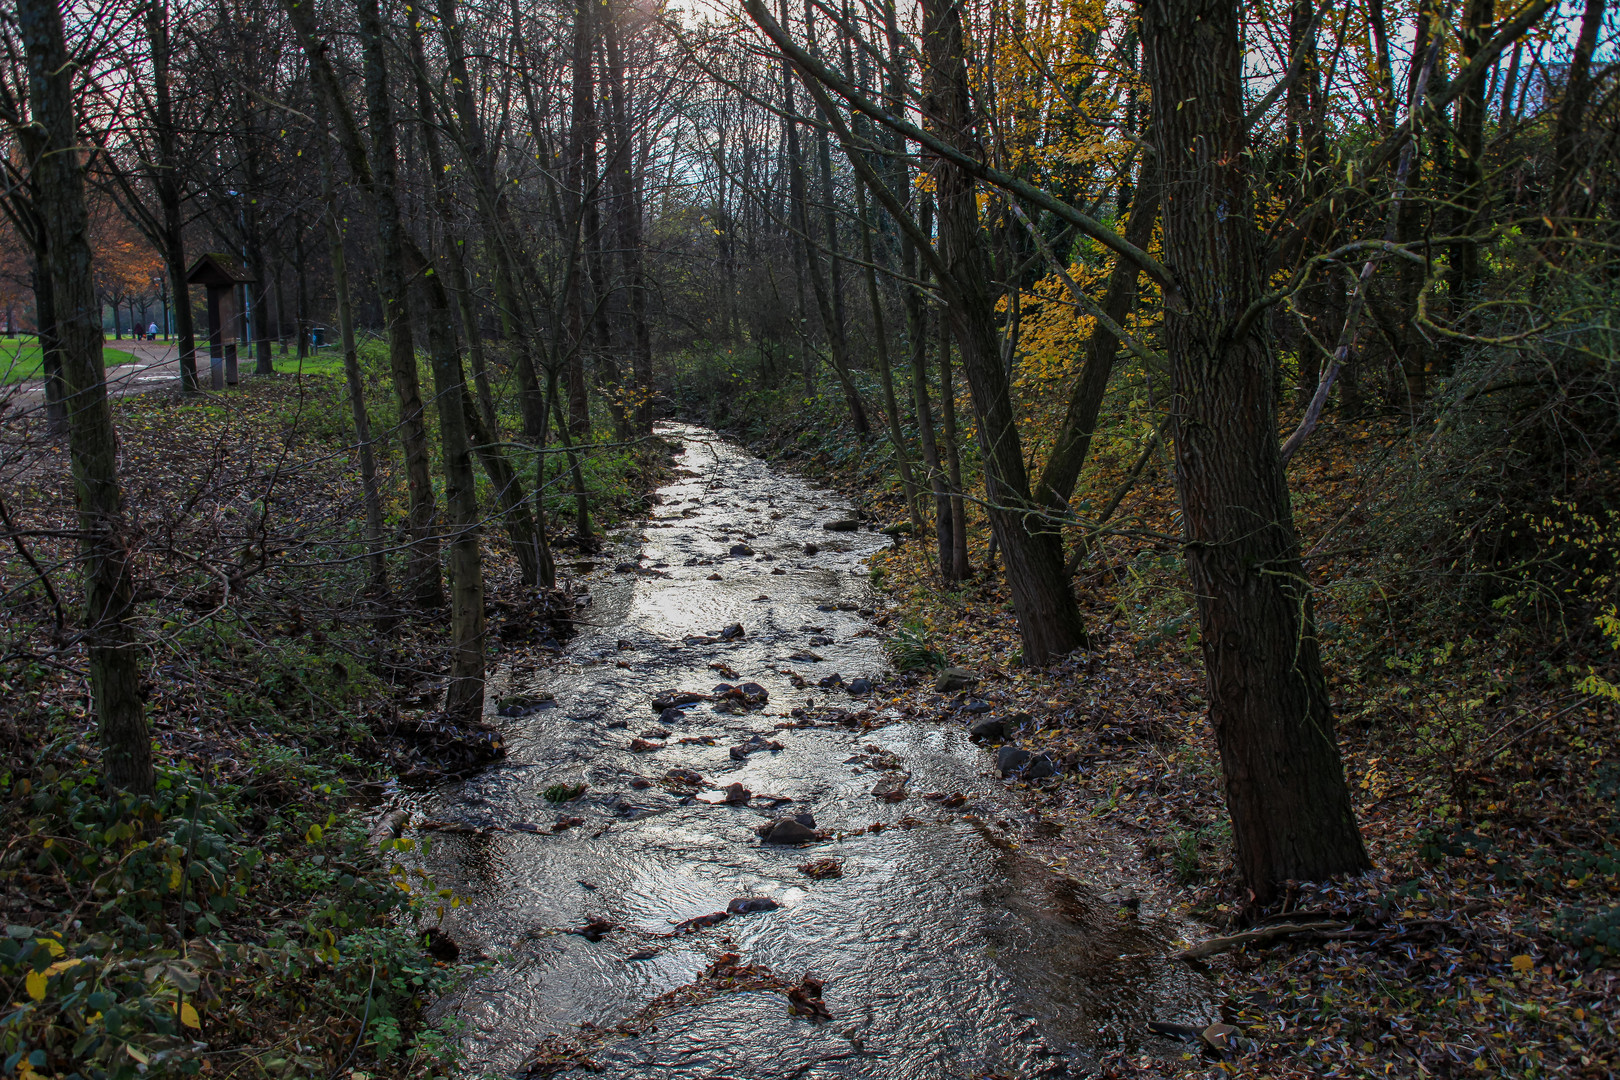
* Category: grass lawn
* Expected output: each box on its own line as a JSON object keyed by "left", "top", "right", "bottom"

{"left": 0, "top": 335, "right": 143, "bottom": 384}
{"left": 271, "top": 349, "right": 348, "bottom": 379}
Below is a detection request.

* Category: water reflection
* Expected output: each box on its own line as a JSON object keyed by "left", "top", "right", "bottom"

{"left": 416, "top": 425, "right": 1209, "bottom": 1076}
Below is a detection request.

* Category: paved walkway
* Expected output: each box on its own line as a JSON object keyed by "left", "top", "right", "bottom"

{"left": 3, "top": 339, "right": 207, "bottom": 423}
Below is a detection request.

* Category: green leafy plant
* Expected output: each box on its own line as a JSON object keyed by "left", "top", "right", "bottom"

{"left": 885, "top": 621, "right": 947, "bottom": 672}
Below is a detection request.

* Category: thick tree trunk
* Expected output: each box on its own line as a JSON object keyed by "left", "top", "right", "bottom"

{"left": 22, "top": 0, "right": 154, "bottom": 797}
{"left": 1142, "top": 0, "right": 1369, "bottom": 899}
{"left": 357, "top": 0, "right": 442, "bottom": 608}
{"left": 418, "top": 278, "right": 486, "bottom": 721}
{"left": 922, "top": 0, "right": 1086, "bottom": 662}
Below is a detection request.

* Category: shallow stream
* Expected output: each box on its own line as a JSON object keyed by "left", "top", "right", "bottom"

{"left": 412, "top": 424, "right": 1209, "bottom": 1077}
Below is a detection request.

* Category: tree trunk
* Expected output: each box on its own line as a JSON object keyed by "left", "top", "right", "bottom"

{"left": 407, "top": 10, "right": 543, "bottom": 590}
{"left": 855, "top": 175, "right": 923, "bottom": 533}
{"left": 438, "top": 0, "right": 558, "bottom": 582}
{"left": 922, "top": 0, "right": 1086, "bottom": 662}
{"left": 1141, "top": 0, "right": 1369, "bottom": 899}
{"left": 936, "top": 317, "right": 971, "bottom": 582}
{"left": 22, "top": 0, "right": 154, "bottom": 797}
{"left": 357, "top": 0, "right": 442, "bottom": 608}
{"left": 778, "top": 8, "right": 817, "bottom": 399}
{"left": 801, "top": 47, "right": 871, "bottom": 431}
{"left": 145, "top": 0, "right": 199, "bottom": 394}
{"left": 1449, "top": 0, "right": 1496, "bottom": 314}
{"left": 31, "top": 262, "right": 67, "bottom": 433}
{"left": 418, "top": 276, "right": 486, "bottom": 721}
{"left": 564, "top": 0, "right": 597, "bottom": 438}
{"left": 906, "top": 208, "right": 951, "bottom": 575}
{"left": 316, "top": 92, "right": 389, "bottom": 602}
{"left": 1551, "top": 0, "right": 1606, "bottom": 218}
{"left": 601, "top": 3, "right": 654, "bottom": 435}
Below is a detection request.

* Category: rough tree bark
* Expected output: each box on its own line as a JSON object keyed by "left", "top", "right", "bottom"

{"left": 921, "top": 0, "right": 1086, "bottom": 661}
{"left": 22, "top": 0, "right": 154, "bottom": 796}
{"left": 1141, "top": 0, "right": 1369, "bottom": 899}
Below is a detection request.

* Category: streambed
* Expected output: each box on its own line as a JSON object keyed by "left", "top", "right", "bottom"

{"left": 409, "top": 424, "right": 1210, "bottom": 1077}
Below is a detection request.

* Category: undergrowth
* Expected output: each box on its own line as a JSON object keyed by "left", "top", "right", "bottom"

{"left": 0, "top": 365, "right": 663, "bottom": 1077}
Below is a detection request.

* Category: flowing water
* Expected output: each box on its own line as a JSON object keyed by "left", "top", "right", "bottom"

{"left": 411, "top": 424, "right": 1210, "bottom": 1077}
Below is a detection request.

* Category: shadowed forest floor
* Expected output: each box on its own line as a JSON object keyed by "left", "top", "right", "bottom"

{"left": 768, "top": 414, "right": 1619, "bottom": 1079}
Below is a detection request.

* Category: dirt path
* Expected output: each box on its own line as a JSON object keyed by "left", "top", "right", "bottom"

{"left": 2, "top": 339, "right": 195, "bottom": 421}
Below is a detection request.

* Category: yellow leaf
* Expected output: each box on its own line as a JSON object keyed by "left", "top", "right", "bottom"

{"left": 1510, "top": 954, "right": 1533, "bottom": 974}
{"left": 26, "top": 970, "right": 47, "bottom": 1000}
{"left": 35, "top": 937, "right": 65, "bottom": 958}
{"left": 126, "top": 1045, "right": 150, "bottom": 1065}
{"left": 180, "top": 1001, "right": 201, "bottom": 1029}
{"left": 44, "top": 958, "right": 81, "bottom": 976}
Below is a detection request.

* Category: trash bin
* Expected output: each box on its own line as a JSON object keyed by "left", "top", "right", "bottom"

{"left": 310, "top": 326, "right": 326, "bottom": 349}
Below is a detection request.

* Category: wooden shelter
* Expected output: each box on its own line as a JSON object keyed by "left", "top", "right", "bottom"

{"left": 185, "top": 253, "right": 254, "bottom": 389}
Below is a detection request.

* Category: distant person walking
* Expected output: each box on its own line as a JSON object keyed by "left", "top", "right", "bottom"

{"left": 147, "top": 322, "right": 158, "bottom": 341}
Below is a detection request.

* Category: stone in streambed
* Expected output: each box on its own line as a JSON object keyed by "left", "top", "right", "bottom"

{"left": 934, "top": 667, "right": 978, "bottom": 693}
{"left": 802, "top": 542, "right": 820, "bottom": 555}
{"left": 1022, "top": 753, "right": 1056, "bottom": 780}
{"left": 729, "top": 544, "right": 754, "bottom": 557}
{"left": 730, "top": 734, "right": 783, "bottom": 760}
{"left": 758, "top": 817, "right": 818, "bottom": 844}
{"left": 652, "top": 690, "right": 708, "bottom": 712}
{"left": 871, "top": 777, "right": 907, "bottom": 802}
{"left": 996, "top": 745, "right": 1030, "bottom": 776}
{"left": 726, "top": 896, "right": 780, "bottom": 914}
{"left": 823, "top": 519, "right": 859, "bottom": 532}
{"left": 968, "top": 717, "right": 1006, "bottom": 743}
{"left": 846, "top": 677, "right": 872, "bottom": 696}
{"left": 659, "top": 707, "right": 686, "bottom": 726}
